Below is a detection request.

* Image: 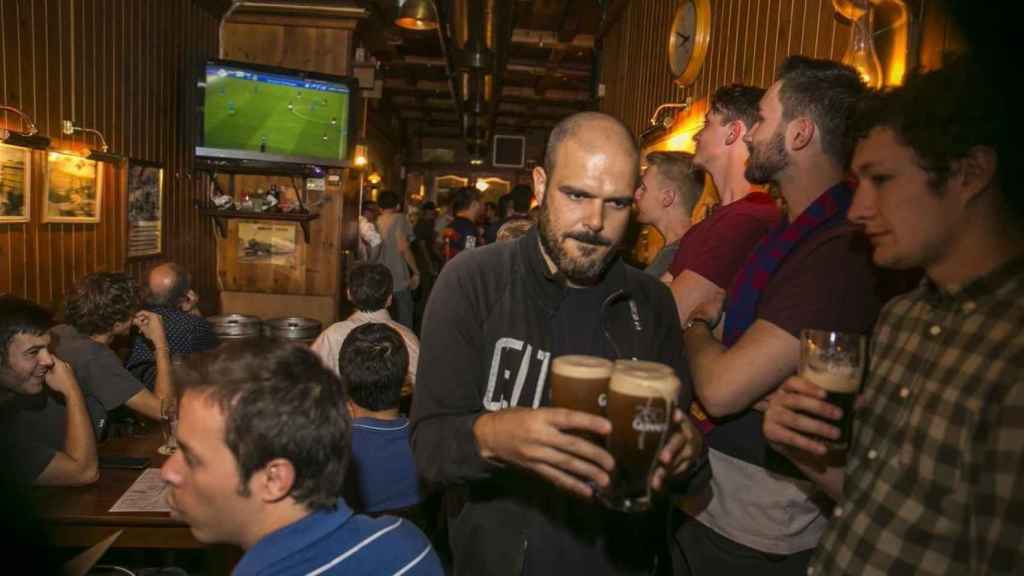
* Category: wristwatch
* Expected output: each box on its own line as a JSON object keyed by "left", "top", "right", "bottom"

{"left": 683, "top": 317, "right": 716, "bottom": 333}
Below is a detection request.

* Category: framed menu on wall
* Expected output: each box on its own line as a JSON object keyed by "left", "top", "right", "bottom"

{"left": 126, "top": 160, "right": 164, "bottom": 258}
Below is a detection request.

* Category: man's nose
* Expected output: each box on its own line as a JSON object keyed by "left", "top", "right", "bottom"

{"left": 583, "top": 199, "right": 605, "bottom": 232}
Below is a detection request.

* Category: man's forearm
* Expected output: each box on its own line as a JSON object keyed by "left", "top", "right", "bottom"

{"left": 401, "top": 247, "right": 420, "bottom": 277}
{"left": 685, "top": 323, "right": 726, "bottom": 390}
{"left": 61, "top": 384, "right": 98, "bottom": 476}
{"left": 153, "top": 347, "right": 173, "bottom": 400}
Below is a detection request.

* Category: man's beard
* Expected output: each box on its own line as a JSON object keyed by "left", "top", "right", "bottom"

{"left": 537, "top": 196, "right": 617, "bottom": 286}
{"left": 744, "top": 127, "right": 789, "bottom": 185}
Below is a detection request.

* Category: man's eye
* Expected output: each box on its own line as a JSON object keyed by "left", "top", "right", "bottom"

{"left": 871, "top": 175, "right": 891, "bottom": 186}
{"left": 567, "top": 192, "right": 586, "bottom": 201}
{"left": 609, "top": 199, "right": 632, "bottom": 209}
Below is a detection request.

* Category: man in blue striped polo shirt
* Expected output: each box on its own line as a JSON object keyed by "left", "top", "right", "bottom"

{"left": 160, "top": 341, "right": 443, "bottom": 576}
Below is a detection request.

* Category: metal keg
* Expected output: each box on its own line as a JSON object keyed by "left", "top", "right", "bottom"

{"left": 208, "top": 314, "right": 263, "bottom": 341}
{"left": 262, "top": 316, "right": 322, "bottom": 344}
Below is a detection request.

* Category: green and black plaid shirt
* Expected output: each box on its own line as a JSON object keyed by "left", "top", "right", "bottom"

{"left": 809, "top": 256, "right": 1024, "bottom": 576}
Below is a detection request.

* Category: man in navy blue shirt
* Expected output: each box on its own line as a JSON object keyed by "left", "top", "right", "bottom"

{"left": 441, "top": 186, "right": 484, "bottom": 261}
{"left": 126, "top": 263, "right": 218, "bottom": 389}
{"left": 340, "top": 322, "right": 424, "bottom": 513}
{"left": 161, "top": 341, "right": 443, "bottom": 576}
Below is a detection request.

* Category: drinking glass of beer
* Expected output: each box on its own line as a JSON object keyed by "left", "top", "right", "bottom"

{"left": 601, "top": 359, "right": 679, "bottom": 513}
{"left": 158, "top": 396, "right": 178, "bottom": 456}
{"left": 550, "top": 355, "right": 613, "bottom": 443}
{"left": 800, "top": 330, "right": 866, "bottom": 451}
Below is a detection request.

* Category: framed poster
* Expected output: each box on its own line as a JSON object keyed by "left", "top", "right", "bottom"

{"left": 43, "top": 151, "right": 102, "bottom": 223}
{"left": 126, "top": 161, "right": 164, "bottom": 258}
{"left": 238, "top": 222, "right": 297, "bottom": 267}
{"left": 0, "top": 143, "right": 30, "bottom": 223}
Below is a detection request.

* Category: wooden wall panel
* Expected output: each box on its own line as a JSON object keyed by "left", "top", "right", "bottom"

{"left": 0, "top": 0, "right": 220, "bottom": 313}
{"left": 600, "top": 0, "right": 963, "bottom": 142}
{"left": 600, "top": 0, "right": 859, "bottom": 139}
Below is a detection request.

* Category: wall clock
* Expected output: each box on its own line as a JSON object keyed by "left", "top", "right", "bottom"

{"left": 668, "top": 0, "right": 711, "bottom": 87}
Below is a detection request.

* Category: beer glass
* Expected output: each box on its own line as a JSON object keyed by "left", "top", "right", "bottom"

{"left": 800, "top": 330, "right": 866, "bottom": 450}
{"left": 158, "top": 396, "right": 178, "bottom": 456}
{"left": 550, "top": 355, "right": 613, "bottom": 443}
{"left": 602, "top": 359, "right": 679, "bottom": 513}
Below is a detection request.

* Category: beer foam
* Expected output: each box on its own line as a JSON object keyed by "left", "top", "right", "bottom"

{"left": 609, "top": 360, "right": 680, "bottom": 400}
{"left": 551, "top": 355, "right": 613, "bottom": 379}
{"left": 803, "top": 366, "right": 860, "bottom": 393}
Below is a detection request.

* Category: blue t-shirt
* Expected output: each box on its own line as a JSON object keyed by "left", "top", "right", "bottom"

{"left": 233, "top": 500, "right": 443, "bottom": 576}
{"left": 350, "top": 416, "right": 424, "bottom": 513}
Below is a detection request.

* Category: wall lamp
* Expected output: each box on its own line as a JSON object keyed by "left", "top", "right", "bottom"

{"left": 1, "top": 105, "right": 50, "bottom": 149}
{"left": 61, "top": 120, "right": 124, "bottom": 163}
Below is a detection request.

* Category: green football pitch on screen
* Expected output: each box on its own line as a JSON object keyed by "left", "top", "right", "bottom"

{"left": 204, "top": 74, "right": 349, "bottom": 161}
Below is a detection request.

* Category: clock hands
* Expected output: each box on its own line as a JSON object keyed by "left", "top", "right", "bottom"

{"left": 675, "top": 31, "right": 692, "bottom": 48}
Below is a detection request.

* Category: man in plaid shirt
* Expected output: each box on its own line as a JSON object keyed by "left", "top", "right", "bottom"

{"left": 762, "top": 57, "right": 1023, "bottom": 574}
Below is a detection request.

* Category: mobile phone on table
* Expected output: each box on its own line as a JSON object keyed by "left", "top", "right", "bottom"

{"left": 98, "top": 456, "right": 150, "bottom": 469}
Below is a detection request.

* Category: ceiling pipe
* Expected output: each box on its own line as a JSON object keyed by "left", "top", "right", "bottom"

{"left": 485, "top": 0, "right": 518, "bottom": 145}
{"left": 424, "top": 0, "right": 467, "bottom": 155}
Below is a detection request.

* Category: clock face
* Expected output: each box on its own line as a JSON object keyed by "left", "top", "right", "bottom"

{"left": 668, "top": 0, "right": 710, "bottom": 87}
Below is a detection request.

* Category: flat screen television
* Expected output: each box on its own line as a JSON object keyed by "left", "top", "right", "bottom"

{"left": 196, "top": 59, "right": 358, "bottom": 167}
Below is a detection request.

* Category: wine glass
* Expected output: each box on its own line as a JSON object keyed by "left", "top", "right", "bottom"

{"left": 158, "top": 396, "right": 178, "bottom": 456}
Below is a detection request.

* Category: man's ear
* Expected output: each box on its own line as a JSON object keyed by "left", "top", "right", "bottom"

{"left": 532, "top": 166, "right": 548, "bottom": 206}
{"left": 954, "top": 145, "right": 999, "bottom": 208}
{"left": 788, "top": 117, "right": 815, "bottom": 152}
{"left": 252, "top": 458, "right": 297, "bottom": 503}
{"left": 725, "top": 121, "right": 743, "bottom": 146}
{"left": 662, "top": 187, "right": 678, "bottom": 209}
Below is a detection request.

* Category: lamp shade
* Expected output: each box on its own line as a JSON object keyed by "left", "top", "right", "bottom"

{"left": 395, "top": 0, "right": 438, "bottom": 31}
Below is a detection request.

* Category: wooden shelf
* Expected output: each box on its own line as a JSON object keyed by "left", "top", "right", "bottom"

{"left": 198, "top": 208, "right": 320, "bottom": 243}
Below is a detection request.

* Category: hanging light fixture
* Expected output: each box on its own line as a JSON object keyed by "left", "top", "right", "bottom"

{"left": 395, "top": 0, "right": 438, "bottom": 31}
{"left": 841, "top": 1, "right": 883, "bottom": 89}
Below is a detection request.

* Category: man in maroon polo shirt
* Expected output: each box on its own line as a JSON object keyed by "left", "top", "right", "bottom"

{"left": 665, "top": 84, "right": 779, "bottom": 327}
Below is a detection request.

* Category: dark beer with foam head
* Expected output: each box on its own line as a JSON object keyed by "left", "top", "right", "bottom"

{"left": 800, "top": 330, "right": 865, "bottom": 451}
{"left": 602, "top": 360, "right": 679, "bottom": 513}
{"left": 550, "top": 355, "right": 613, "bottom": 417}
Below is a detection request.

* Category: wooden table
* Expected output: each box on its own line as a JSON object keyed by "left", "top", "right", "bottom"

{"left": 34, "top": 425, "right": 243, "bottom": 573}
{"left": 33, "top": 426, "right": 202, "bottom": 550}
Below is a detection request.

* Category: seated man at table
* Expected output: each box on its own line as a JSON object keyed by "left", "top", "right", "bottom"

{"left": 126, "top": 262, "right": 219, "bottom": 389}
{"left": 339, "top": 323, "right": 424, "bottom": 514}
{"left": 161, "top": 341, "right": 444, "bottom": 576}
{"left": 0, "top": 295, "right": 98, "bottom": 486}
{"left": 54, "top": 272, "right": 172, "bottom": 421}
{"left": 312, "top": 263, "right": 419, "bottom": 391}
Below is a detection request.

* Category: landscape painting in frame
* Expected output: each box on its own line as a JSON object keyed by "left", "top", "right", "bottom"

{"left": 127, "top": 161, "right": 164, "bottom": 258}
{"left": 0, "top": 143, "right": 31, "bottom": 223}
{"left": 44, "top": 151, "right": 102, "bottom": 223}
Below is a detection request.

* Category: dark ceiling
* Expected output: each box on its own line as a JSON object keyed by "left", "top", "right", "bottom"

{"left": 359, "top": 0, "right": 611, "bottom": 159}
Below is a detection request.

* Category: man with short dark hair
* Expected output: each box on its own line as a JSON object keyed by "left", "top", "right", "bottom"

{"left": 376, "top": 191, "right": 420, "bottom": 329}
{"left": 340, "top": 323, "right": 424, "bottom": 514}
{"left": 0, "top": 296, "right": 97, "bottom": 486}
{"left": 16, "top": 273, "right": 172, "bottom": 450}
{"left": 490, "top": 184, "right": 534, "bottom": 244}
{"left": 126, "top": 263, "right": 219, "bottom": 389}
{"left": 633, "top": 151, "right": 704, "bottom": 278}
{"left": 665, "top": 84, "right": 779, "bottom": 325}
{"left": 413, "top": 111, "right": 704, "bottom": 574}
{"left": 312, "top": 263, "right": 419, "bottom": 391}
{"left": 677, "top": 57, "right": 900, "bottom": 574}
{"left": 765, "top": 57, "right": 1023, "bottom": 575}
{"left": 160, "top": 341, "right": 443, "bottom": 575}
{"left": 441, "top": 186, "right": 484, "bottom": 261}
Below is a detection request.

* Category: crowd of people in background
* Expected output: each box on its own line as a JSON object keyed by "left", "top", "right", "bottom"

{"left": 1, "top": 1, "right": 1020, "bottom": 573}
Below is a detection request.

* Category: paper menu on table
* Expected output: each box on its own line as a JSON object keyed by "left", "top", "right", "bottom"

{"left": 109, "top": 468, "right": 172, "bottom": 513}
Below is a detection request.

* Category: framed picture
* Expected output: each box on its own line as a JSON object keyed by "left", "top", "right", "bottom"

{"left": 0, "top": 143, "right": 31, "bottom": 223}
{"left": 43, "top": 151, "right": 102, "bottom": 223}
{"left": 126, "top": 160, "right": 164, "bottom": 258}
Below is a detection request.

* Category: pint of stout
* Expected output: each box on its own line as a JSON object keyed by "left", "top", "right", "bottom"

{"left": 550, "top": 355, "right": 614, "bottom": 442}
{"left": 602, "top": 360, "right": 679, "bottom": 513}
{"left": 800, "top": 330, "right": 866, "bottom": 451}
